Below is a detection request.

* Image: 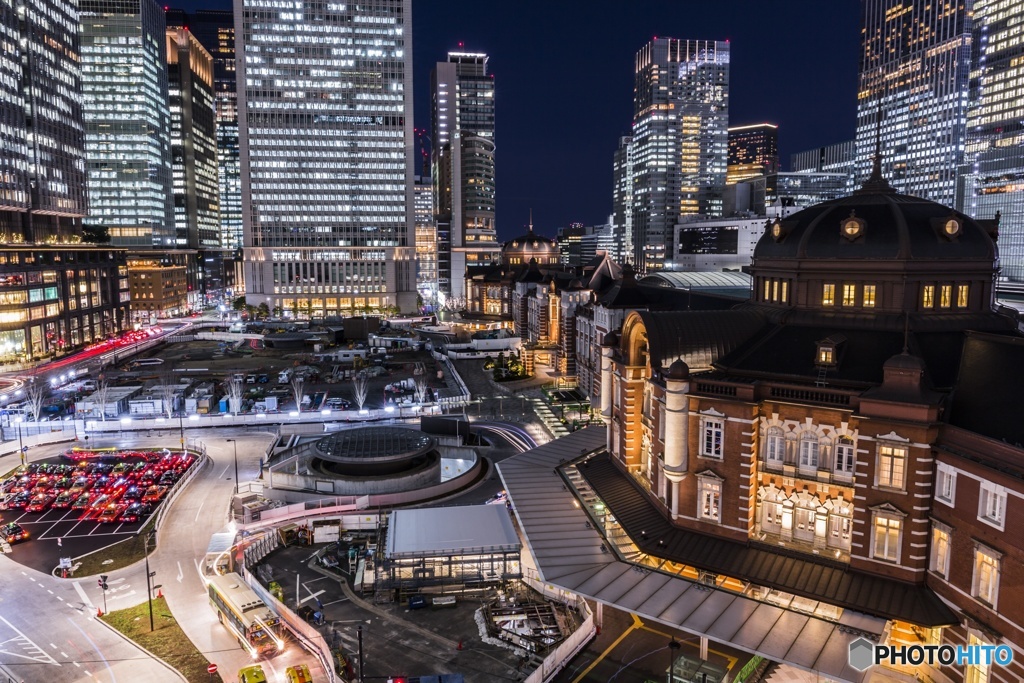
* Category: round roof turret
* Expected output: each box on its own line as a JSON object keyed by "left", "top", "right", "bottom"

{"left": 665, "top": 359, "right": 690, "bottom": 380}
{"left": 602, "top": 331, "right": 619, "bottom": 347}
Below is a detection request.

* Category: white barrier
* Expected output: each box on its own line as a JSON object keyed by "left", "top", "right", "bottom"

{"left": 520, "top": 569, "right": 596, "bottom": 683}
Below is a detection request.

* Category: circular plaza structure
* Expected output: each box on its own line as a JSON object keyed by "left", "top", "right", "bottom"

{"left": 275, "top": 426, "right": 443, "bottom": 495}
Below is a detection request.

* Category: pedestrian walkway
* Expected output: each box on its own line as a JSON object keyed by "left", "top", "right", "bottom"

{"left": 527, "top": 395, "right": 569, "bottom": 438}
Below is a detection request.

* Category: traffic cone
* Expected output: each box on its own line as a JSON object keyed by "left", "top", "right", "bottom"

{"left": 456, "top": 639, "right": 463, "bottom": 651}
{"left": 97, "top": 608, "right": 103, "bottom": 617}
{"left": 157, "top": 588, "right": 163, "bottom": 599}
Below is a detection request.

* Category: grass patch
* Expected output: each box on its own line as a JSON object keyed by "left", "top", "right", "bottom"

{"left": 72, "top": 517, "right": 156, "bottom": 577}
{"left": 101, "top": 596, "right": 212, "bottom": 683}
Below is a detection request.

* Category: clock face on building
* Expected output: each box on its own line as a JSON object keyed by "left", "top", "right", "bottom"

{"left": 944, "top": 219, "right": 960, "bottom": 237}
{"left": 843, "top": 219, "right": 862, "bottom": 238}
{"left": 772, "top": 222, "right": 782, "bottom": 239}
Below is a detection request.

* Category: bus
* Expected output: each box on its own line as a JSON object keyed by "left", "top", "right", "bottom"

{"left": 207, "top": 572, "right": 284, "bottom": 659}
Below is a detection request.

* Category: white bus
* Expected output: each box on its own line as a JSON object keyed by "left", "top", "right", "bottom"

{"left": 207, "top": 572, "right": 283, "bottom": 659}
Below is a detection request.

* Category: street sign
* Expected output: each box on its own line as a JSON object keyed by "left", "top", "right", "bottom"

{"left": 21, "top": 446, "right": 27, "bottom": 452}
{"left": 207, "top": 663, "right": 218, "bottom": 674}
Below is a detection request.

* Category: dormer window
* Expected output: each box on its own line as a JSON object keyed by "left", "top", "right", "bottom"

{"left": 817, "top": 345, "right": 835, "bottom": 365}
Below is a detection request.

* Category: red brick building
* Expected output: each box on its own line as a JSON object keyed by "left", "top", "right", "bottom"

{"left": 591, "top": 169, "right": 1022, "bottom": 681}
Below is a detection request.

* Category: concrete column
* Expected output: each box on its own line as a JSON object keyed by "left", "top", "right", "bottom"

{"left": 662, "top": 374, "right": 689, "bottom": 519}
{"left": 600, "top": 345, "right": 614, "bottom": 422}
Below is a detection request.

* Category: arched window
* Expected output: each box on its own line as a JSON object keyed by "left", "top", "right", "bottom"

{"left": 764, "top": 426, "right": 784, "bottom": 468}
{"left": 834, "top": 436, "right": 855, "bottom": 477}
{"left": 799, "top": 432, "right": 819, "bottom": 470}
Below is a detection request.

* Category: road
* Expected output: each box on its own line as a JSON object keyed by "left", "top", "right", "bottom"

{"left": 1, "top": 428, "right": 328, "bottom": 682}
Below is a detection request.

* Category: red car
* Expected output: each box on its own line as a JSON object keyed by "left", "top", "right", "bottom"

{"left": 52, "top": 491, "right": 76, "bottom": 509}
{"left": 142, "top": 486, "right": 168, "bottom": 503}
{"left": 97, "top": 504, "right": 126, "bottom": 523}
{"left": 25, "top": 493, "right": 55, "bottom": 512}
{"left": 2, "top": 523, "right": 28, "bottom": 544}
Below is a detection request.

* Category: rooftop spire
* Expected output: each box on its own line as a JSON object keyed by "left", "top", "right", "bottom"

{"left": 855, "top": 98, "right": 897, "bottom": 195}
{"left": 528, "top": 208, "right": 533, "bottom": 233}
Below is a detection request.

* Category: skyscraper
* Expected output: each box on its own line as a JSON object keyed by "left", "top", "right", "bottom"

{"left": 0, "top": 0, "right": 89, "bottom": 245}
{"left": 611, "top": 135, "right": 634, "bottom": 266}
{"left": 235, "top": 0, "right": 416, "bottom": 316}
{"left": 727, "top": 123, "right": 778, "bottom": 185}
{"left": 165, "top": 26, "right": 219, "bottom": 251}
{"left": 855, "top": 0, "right": 972, "bottom": 205}
{"left": 166, "top": 9, "right": 242, "bottom": 252}
{"left": 630, "top": 38, "right": 729, "bottom": 272}
{"left": 0, "top": 0, "right": 129, "bottom": 359}
{"left": 959, "top": 0, "right": 1024, "bottom": 282}
{"left": 413, "top": 175, "right": 437, "bottom": 306}
{"left": 80, "top": 0, "right": 175, "bottom": 248}
{"left": 431, "top": 51, "right": 499, "bottom": 300}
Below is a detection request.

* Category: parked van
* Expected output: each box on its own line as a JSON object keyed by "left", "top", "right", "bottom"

{"left": 277, "top": 370, "right": 292, "bottom": 384}
{"left": 238, "top": 665, "right": 267, "bottom": 683}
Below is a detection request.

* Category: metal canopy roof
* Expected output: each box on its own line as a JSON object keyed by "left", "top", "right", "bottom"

{"left": 497, "top": 428, "right": 877, "bottom": 683}
{"left": 386, "top": 505, "right": 520, "bottom": 559}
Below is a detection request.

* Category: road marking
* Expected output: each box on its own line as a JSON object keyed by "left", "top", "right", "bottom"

{"left": 73, "top": 581, "right": 94, "bottom": 609}
{"left": 177, "top": 561, "right": 184, "bottom": 583}
{"left": 57, "top": 596, "right": 64, "bottom": 601}
{"left": 107, "top": 590, "right": 136, "bottom": 602}
{"left": 74, "top": 661, "right": 81, "bottom": 667}
{"left": 50, "top": 643, "right": 57, "bottom": 649}
{"left": 0, "top": 616, "right": 61, "bottom": 665}
{"left": 194, "top": 501, "right": 204, "bottom": 522}
{"left": 298, "top": 589, "right": 325, "bottom": 604}
{"left": 108, "top": 578, "right": 125, "bottom": 585}
{"left": 303, "top": 576, "right": 326, "bottom": 585}
{"left": 322, "top": 598, "right": 348, "bottom": 606}
{"left": 570, "top": 613, "right": 643, "bottom": 683}
{"left": 47, "top": 589, "right": 53, "bottom": 594}
{"left": 61, "top": 651, "right": 68, "bottom": 657}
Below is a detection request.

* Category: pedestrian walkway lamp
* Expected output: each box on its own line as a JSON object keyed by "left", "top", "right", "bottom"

{"left": 178, "top": 410, "right": 184, "bottom": 450}
{"left": 226, "top": 438, "right": 239, "bottom": 494}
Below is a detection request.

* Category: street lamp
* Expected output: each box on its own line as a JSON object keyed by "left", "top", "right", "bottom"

{"left": 178, "top": 410, "right": 184, "bottom": 450}
{"left": 14, "top": 417, "right": 24, "bottom": 466}
{"left": 142, "top": 530, "right": 156, "bottom": 631}
{"left": 226, "top": 439, "right": 239, "bottom": 494}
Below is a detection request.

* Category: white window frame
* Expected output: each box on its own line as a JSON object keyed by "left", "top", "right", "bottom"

{"left": 700, "top": 417, "right": 724, "bottom": 460}
{"left": 798, "top": 432, "right": 819, "bottom": 470}
{"left": 834, "top": 436, "right": 855, "bottom": 478}
{"left": 764, "top": 426, "right": 784, "bottom": 468}
{"left": 761, "top": 499, "right": 782, "bottom": 534}
{"left": 929, "top": 521, "right": 951, "bottom": 579}
{"left": 935, "top": 462, "right": 956, "bottom": 507}
{"left": 972, "top": 543, "right": 1001, "bottom": 608}
{"left": 828, "top": 511, "right": 852, "bottom": 551}
{"left": 697, "top": 475, "right": 722, "bottom": 523}
{"left": 871, "top": 511, "right": 903, "bottom": 563}
{"left": 876, "top": 442, "right": 907, "bottom": 490}
{"left": 977, "top": 482, "right": 1006, "bottom": 531}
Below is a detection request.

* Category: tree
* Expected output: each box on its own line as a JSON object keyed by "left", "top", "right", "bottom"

{"left": 226, "top": 377, "right": 245, "bottom": 415}
{"left": 290, "top": 376, "right": 306, "bottom": 412}
{"left": 352, "top": 371, "right": 369, "bottom": 411}
{"left": 257, "top": 302, "right": 270, "bottom": 320}
{"left": 414, "top": 377, "right": 428, "bottom": 405}
{"left": 25, "top": 378, "right": 48, "bottom": 422}
{"left": 231, "top": 296, "right": 247, "bottom": 311}
{"left": 272, "top": 305, "right": 282, "bottom": 319}
{"left": 156, "top": 374, "right": 178, "bottom": 419}
{"left": 92, "top": 380, "right": 112, "bottom": 421}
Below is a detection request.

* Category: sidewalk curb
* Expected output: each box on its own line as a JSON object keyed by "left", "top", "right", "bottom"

{"left": 306, "top": 556, "right": 460, "bottom": 650}
{"left": 92, "top": 612, "right": 191, "bottom": 682}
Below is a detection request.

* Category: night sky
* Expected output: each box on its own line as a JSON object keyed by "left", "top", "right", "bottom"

{"left": 171, "top": 0, "right": 862, "bottom": 240}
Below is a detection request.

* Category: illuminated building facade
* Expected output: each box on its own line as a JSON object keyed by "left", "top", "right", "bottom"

{"left": 958, "top": 0, "right": 1024, "bottom": 282}
{"left": 855, "top": 0, "right": 972, "bottom": 205}
{"left": 630, "top": 38, "right": 729, "bottom": 273}
{"left": 165, "top": 26, "right": 219, "bottom": 251}
{"left": 0, "top": 0, "right": 89, "bottom": 245}
{"left": 726, "top": 123, "right": 778, "bottom": 185}
{"left": 235, "top": 0, "right": 416, "bottom": 316}
{"left": 610, "top": 136, "right": 634, "bottom": 265}
{"left": 80, "top": 0, "right": 175, "bottom": 248}
{"left": 168, "top": 10, "right": 242, "bottom": 252}
{"left": 413, "top": 175, "right": 437, "bottom": 306}
{"left": 431, "top": 51, "right": 499, "bottom": 300}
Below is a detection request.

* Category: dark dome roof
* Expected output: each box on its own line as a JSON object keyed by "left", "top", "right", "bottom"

{"left": 753, "top": 192, "right": 997, "bottom": 262}
{"left": 503, "top": 231, "right": 557, "bottom": 255}
{"left": 665, "top": 359, "right": 690, "bottom": 380}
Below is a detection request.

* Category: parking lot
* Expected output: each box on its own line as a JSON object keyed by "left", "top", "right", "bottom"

{"left": 0, "top": 447, "right": 197, "bottom": 573}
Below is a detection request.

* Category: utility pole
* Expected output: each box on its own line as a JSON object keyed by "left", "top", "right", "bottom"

{"left": 143, "top": 531, "right": 156, "bottom": 631}
{"left": 357, "top": 624, "right": 364, "bottom": 682}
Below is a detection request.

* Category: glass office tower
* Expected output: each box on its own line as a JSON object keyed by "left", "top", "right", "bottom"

{"left": 855, "top": 0, "right": 972, "bottom": 205}
{"left": 959, "top": 0, "right": 1024, "bottom": 282}
{"left": 630, "top": 38, "right": 729, "bottom": 272}
{"left": 727, "top": 123, "right": 779, "bottom": 185}
{"left": 235, "top": 0, "right": 416, "bottom": 316}
{"left": 611, "top": 135, "right": 634, "bottom": 266}
{"left": 80, "top": 0, "right": 175, "bottom": 248}
{"left": 431, "top": 51, "right": 498, "bottom": 300}
{"left": 0, "top": 0, "right": 89, "bottom": 245}
{"left": 168, "top": 9, "right": 242, "bottom": 252}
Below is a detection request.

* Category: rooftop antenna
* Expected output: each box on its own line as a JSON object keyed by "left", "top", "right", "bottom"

{"left": 528, "top": 208, "right": 533, "bottom": 233}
